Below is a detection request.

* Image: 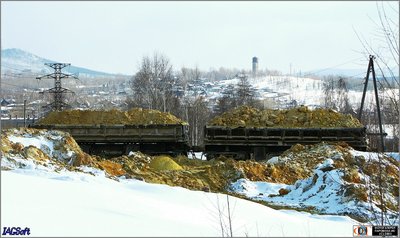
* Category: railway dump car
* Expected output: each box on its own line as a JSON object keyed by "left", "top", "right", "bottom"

{"left": 32, "top": 109, "right": 189, "bottom": 156}
{"left": 33, "top": 124, "right": 189, "bottom": 156}
{"left": 34, "top": 124, "right": 189, "bottom": 156}
{"left": 204, "top": 126, "right": 367, "bottom": 160}
{"left": 204, "top": 106, "right": 368, "bottom": 160}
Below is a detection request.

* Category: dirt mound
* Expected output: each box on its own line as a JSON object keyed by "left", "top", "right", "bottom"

{"left": 109, "top": 144, "right": 383, "bottom": 193}
{"left": 37, "top": 108, "right": 187, "bottom": 125}
{"left": 23, "top": 146, "right": 51, "bottom": 162}
{"left": 149, "top": 156, "right": 183, "bottom": 171}
{"left": 97, "top": 160, "right": 126, "bottom": 177}
{"left": 208, "top": 105, "right": 363, "bottom": 128}
{"left": 1, "top": 128, "right": 101, "bottom": 171}
{"left": 109, "top": 154, "right": 242, "bottom": 192}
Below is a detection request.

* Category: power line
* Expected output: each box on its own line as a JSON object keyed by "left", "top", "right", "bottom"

{"left": 1, "top": 71, "right": 40, "bottom": 78}
{"left": 0, "top": 82, "right": 41, "bottom": 90}
{"left": 302, "top": 57, "right": 366, "bottom": 77}
{"left": 347, "top": 72, "right": 368, "bottom": 79}
{"left": 1, "top": 73, "right": 24, "bottom": 77}
{"left": 2, "top": 65, "right": 25, "bottom": 71}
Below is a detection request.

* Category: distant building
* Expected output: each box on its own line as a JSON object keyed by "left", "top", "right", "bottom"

{"left": 1, "top": 99, "right": 10, "bottom": 106}
{"left": 252, "top": 57, "right": 258, "bottom": 76}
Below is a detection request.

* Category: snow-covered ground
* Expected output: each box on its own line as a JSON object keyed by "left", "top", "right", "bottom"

{"left": 230, "top": 145, "right": 399, "bottom": 225}
{"left": 1, "top": 129, "right": 363, "bottom": 237}
{"left": 231, "top": 166, "right": 358, "bottom": 217}
{"left": 386, "top": 152, "right": 400, "bottom": 161}
{"left": 2, "top": 126, "right": 398, "bottom": 236}
{"left": 209, "top": 75, "right": 325, "bottom": 107}
{"left": 187, "top": 151, "right": 207, "bottom": 160}
{"left": 2, "top": 168, "right": 359, "bottom": 237}
{"left": 203, "top": 74, "right": 399, "bottom": 113}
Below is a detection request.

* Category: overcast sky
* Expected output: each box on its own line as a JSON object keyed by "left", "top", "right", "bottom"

{"left": 1, "top": 1, "right": 398, "bottom": 75}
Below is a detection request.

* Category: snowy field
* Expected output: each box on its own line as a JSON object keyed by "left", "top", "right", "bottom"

{"left": 2, "top": 167, "right": 360, "bottom": 237}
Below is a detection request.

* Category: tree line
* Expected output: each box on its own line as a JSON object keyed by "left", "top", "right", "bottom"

{"left": 322, "top": 74, "right": 398, "bottom": 151}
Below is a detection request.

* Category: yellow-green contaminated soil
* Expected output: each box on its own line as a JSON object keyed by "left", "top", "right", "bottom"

{"left": 208, "top": 105, "right": 363, "bottom": 128}
{"left": 37, "top": 108, "right": 187, "bottom": 125}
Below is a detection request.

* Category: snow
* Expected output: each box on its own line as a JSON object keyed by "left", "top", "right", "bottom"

{"left": 187, "top": 151, "right": 207, "bottom": 160}
{"left": 6, "top": 130, "right": 77, "bottom": 164}
{"left": 4, "top": 129, "right": 387, "bottom": 236}
{"left": 230, "top": 148, "right": 399, "bottom": 224}
{"left": 3, "top": 127, "right": 366, "bottom": 237}
{"left": 8, "top": 135, "right": 55, "bottom": 156}
{"left": 269, "top": 169, "right": 350, "bottom": 215}
{"left": 230, "top": 178, "right": 288, "bottom": 197}
{"left": 316, "top": 158, "right": 335, "bottom": 170}
{"left": 1, "top": 168, "right": 359, "bottom": 237}
{"left": 231, "top": 166, "right": 356, "bottom": 216}
{"left": 266, "top": 156, "right": 280, "bottom": 164}
{"left": 350, "top": 149, "right": 396, "bottom": 166}
{"left": 128, "top": 151, "right": 139, "bottom": 157}
{"left": 79, "top": 165, "right": 107, "bottom": 177}
{"left": 206, "top": 75, "right": 325, "bottom": 108}
{"left": 386, "top": 152, "right": 400, "bottom": 161}
{"left": 251, "top": 76, "right": 324, "bottom": 106}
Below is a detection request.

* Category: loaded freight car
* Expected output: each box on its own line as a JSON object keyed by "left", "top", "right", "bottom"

{"left": 32, "top": 109, "right": 189, "bottom": 156}
{"left": 204, "top": 126, "right": 367, "bottom": 160}
{"left": 204, "top": 106, "right": 367, "bottom": 160}
{"left": 33, "top": 124, "right": 189, "bottom": 156}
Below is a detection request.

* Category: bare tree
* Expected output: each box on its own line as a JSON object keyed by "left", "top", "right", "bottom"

{"left": 179, "top": 67, "right": 211, "bottom": 147}
{"left": 128, "top": 52, "right": 175, "bottom": 112}
{"left": 187, "top": 96, "right": 210, "bottom": 147}
{"left": 364, "top": 153, "right": 399, "bottom": 226}
{"left": 337, "top": 77, "right": 353, "bottom": 114}
{"left": 215, "top": 73, "right": 261, "bottom": 115}
{"left": 323, "top": 76, "right": 336, "bottom": 109}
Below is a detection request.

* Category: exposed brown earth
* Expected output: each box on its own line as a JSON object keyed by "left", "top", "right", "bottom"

{"left": 36, "top": 108, "right": 187, "bottom": 125}
{"left": 208, "top": 105, "right": 363, "bottom": 128}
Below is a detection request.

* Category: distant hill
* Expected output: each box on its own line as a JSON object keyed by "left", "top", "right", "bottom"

{"left": 1, "top": 48, "right": 125, "bottom": 78}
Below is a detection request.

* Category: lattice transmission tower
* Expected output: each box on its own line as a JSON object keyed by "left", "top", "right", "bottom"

{"left": 36, "top": 63, "right": 77, "bottom": 111}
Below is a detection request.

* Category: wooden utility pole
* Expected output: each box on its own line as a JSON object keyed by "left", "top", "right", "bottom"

{"left": 358, "top": 55, "right": 385, "bottom": 152}
{"left": 23, "top": 99, "right": 26, "bottom": 127}
{"left": 0, "top": 69, "right": 2, "bottom": 134}
{"left": 358, "top": 55, "right": 387, "bottom": 226}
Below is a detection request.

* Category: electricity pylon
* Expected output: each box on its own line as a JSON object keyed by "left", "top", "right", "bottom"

{"left": 36, "top": 63, "right": 77, "bottom": 111}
